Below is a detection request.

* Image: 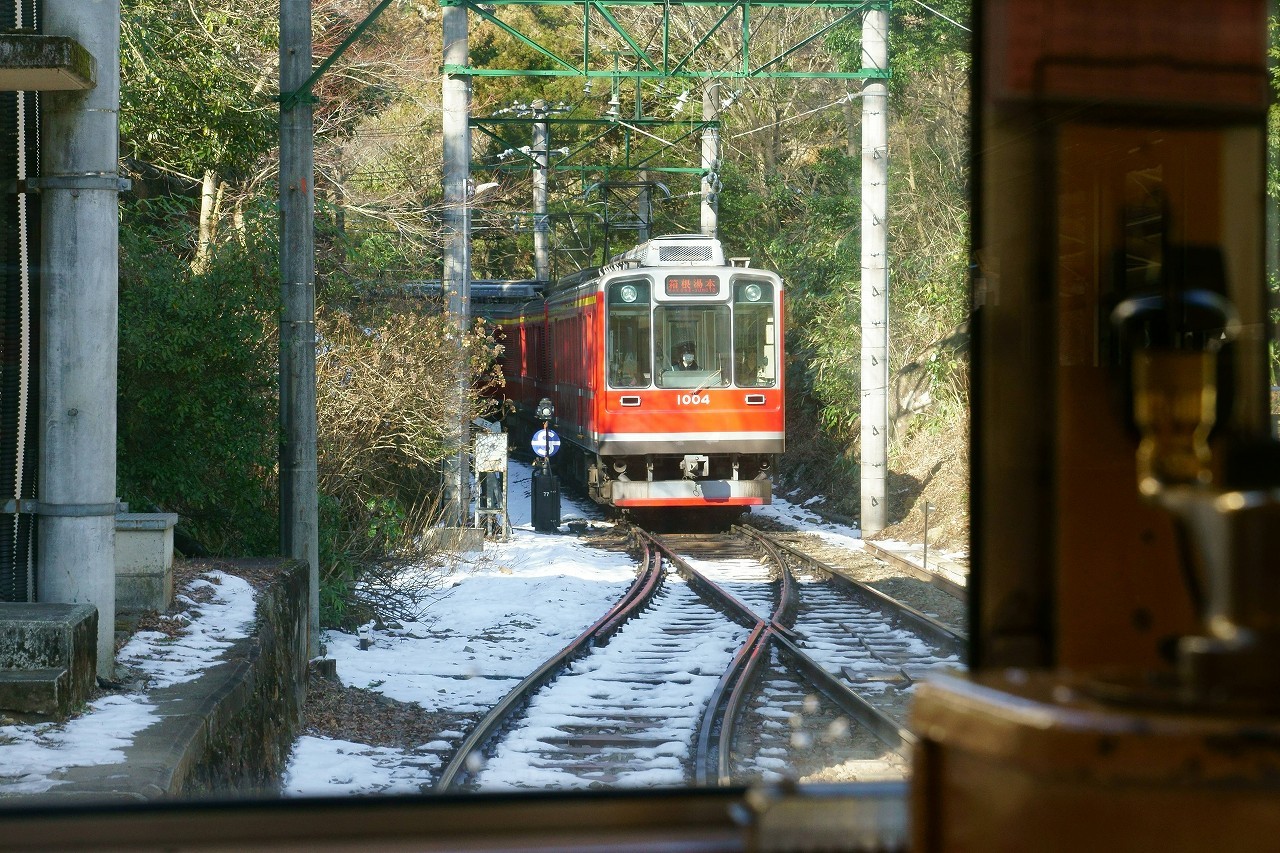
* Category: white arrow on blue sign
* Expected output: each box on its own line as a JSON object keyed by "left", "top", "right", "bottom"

{"left": 532, "top": 428, "right": 561, "bottom": 457}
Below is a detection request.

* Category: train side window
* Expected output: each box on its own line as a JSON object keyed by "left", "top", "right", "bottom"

{"left": 733, "top": 280, "right": 777, "bottom": 388}
{"left": 608, "top": 279, "right": 651, "bottom": 387}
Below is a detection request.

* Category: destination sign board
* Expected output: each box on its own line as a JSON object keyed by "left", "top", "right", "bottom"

{"left": 665, "top": 275, "right": 719, "bottom": 296}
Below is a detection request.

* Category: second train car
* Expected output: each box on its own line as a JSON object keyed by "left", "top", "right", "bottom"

{"left": 490, "top": 234, "right": 785, "bottom": 515}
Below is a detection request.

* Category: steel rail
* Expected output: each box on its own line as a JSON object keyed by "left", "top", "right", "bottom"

{"left": 702, "top": 528, "right": 801, "bottom": 786}
{"left": 751, "top": 529, "right": 968, "bottom": 664}
{"left": 695, "top": 620, "right": 768, "bottom": 786}
{"left": 862, "top": 539, "right": 968, "bottom": 603}
{"left": 640, "top": 530, "right": 764, "bottom": 630}
{"left": 738, "top": 525, "right": 798, "bottom": 629}
{"left": 640, "top": 529, "right": 775, "bottom": 786}
{"left": 714, "top": 628, "right": 774, "bottom": 785}
{"left": 594, "top": 534, "right": 666, "bottom": 641}
{"left": 646, "top": 530, "right": 913, "bottom": 783}
{"left": 772, "top": 631, "right": 917, "bottom": 752}
{"left": 709, "top": 528, "right": 804, "bottom": 785}
{"left": 435, "top": 535, "right": 664, "bottom": 790}
{"left": 746, "top": 529, "right": 917, "bottom": 753}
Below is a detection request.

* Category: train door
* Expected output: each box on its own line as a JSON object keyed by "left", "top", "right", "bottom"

{"left": 731, "top": 277, "right": 778, "bottom": 388}
{"left": 606, "top": 278, "right": 652, "bottom": 388}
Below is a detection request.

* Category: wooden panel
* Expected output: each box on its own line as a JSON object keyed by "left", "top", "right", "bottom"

{"left": 986, "top": 0, "right": 1267, "bottom": 109}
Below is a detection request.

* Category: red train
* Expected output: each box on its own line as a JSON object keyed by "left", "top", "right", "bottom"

{"left": 488, "top": 234, "right": 785, "bottom": 515}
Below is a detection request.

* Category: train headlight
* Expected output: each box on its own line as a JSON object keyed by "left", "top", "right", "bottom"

{"left": 620, "top": 284, "right": 639, "bottom": 303}
{"left": 743, "top": 283, "right": 763, "bottom": 302}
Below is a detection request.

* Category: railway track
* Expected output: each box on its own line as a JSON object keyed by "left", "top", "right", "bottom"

{"left": 862, "top": 540, "right": 968, "bottom": 602}
{"left": 435, "top": 535, "right": 670, "bottom": 789}
{"left": 432, "top": 524, "right": 965, "bottom": 791}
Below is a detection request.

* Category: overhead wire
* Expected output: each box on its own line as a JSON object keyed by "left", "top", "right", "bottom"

{"left": 725, "top": 91, "right": 860, "bottom": 140}
{"left": 908, "top": 0, "right": 970, "bottom": 33}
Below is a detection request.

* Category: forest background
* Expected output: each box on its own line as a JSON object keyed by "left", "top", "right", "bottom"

{"left": 112, "top": 1, "right": 1275, "bottom": 629}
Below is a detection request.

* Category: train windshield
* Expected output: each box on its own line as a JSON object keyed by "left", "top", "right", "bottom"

{"left": 655, "top": 304, "right": 732, "bottom": 389}
{"left": 733, "top": 279, "right": 777, "bottom": 388}
{"left": 607, "top": 279, "right": 652, "bottom": 387}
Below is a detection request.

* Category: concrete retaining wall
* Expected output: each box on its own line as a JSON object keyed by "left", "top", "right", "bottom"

{"left": 176, "top": 558, "right": 311, "bottom": 797}
{"left": 22, "top": 557, "right": 311, "bottom": 802}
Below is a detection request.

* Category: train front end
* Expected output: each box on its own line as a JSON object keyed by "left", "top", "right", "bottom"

{"left": 591, "top": 236, "right": 784, "bottom": 510}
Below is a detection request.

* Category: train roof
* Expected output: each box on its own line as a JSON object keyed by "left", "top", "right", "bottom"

{"left": 602, "top": 234, "right": 726, "bottom": 272}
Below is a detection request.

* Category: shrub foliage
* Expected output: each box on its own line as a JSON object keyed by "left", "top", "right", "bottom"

{"left": 314, "top": 303, "right": 504, "bottom": 627}
{"left": 118, "top": 202, "right": 280, "bottom": 555}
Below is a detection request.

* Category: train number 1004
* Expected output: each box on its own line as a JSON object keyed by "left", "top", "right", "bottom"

{"left": 677, "top": 393, "right": 711, "bottom": 405}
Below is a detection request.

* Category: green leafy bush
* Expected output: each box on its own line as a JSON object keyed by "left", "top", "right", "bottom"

{"left": 117, "top": 201, "right": 280, "bottom": 554}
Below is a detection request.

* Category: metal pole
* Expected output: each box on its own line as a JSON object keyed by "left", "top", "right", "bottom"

{"left": 700, "top": 81, "right": 720, "bottom": 238}
{"left": 637, "top": 170, "right": 651, "bottom": 243}
{"left": 532, "top": 100, "right": 549, "bottom": 284}
{"left": 280, "top": 0, "right": 320, "bottom": 657}
{"left": 923, "top": 502, "right": 930, "bottom": 570}
{"left": 635, "top": 79, "right": 650, "bottom": 243}
{"left": 859, "top": 7, "right": 889, "bottom": 536}
{"left": 39, "top": 0, "right": 122, "bottom": 678}
{"left": 442, "top": 3, "right": 472, "bottom": 526}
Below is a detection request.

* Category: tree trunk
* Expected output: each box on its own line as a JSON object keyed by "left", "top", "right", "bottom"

{"left": 766, "top": 107, "right": 780, "bottom": 174}
{"left": 194, "top": 168, "right": 218, "bottom": 273}
{"left": 843, "top": 97, "right": 858, "bottom": 158}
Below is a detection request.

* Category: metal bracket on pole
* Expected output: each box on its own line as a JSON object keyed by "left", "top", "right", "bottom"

{"left": 2, "top": 498, "right": 121, "bottom": 517}
{"left": 22, "top": 174, "right": 131, "bottom": 192}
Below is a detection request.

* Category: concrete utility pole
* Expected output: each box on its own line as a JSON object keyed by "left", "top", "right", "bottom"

{"left": 442, "top": 4, "right": 472, "bottom": 526}
{"left": 859, "top": 7, "right": 889, "bottom": 535}
{"left": 635, "top": 86, "right": 650, "bottom": 242}
{"left": 637, "top": 170, "right": 652, "bottom": 243}
{"left": 38, "top": 0, "right": 122, "bottom": 678}
{"left": 280, "top": 0, "right": 320, "bottom": 657}
{"left": 532, "top": 100, "right": 549, "bottom": 284}
{"left": 700, "top": 81, "right": 720, "bottom": 238}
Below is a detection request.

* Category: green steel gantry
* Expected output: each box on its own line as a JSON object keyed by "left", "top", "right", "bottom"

{"left": 292, "top": 0, "right": 890, "bottom": 188}
{"left": 287, "top": 0, "right": 889, "bottom": 108}
{"left": 441, "top": 0, "right": 889, "bottom": 81}
{"left": 291, "top": 0, "right": 891, "bottom": 246}
{"left": 457, "top": 0, "right": 890, "bottom": 238}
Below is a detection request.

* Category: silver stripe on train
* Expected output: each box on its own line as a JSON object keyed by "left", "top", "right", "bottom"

{"left": 602, "top": 431, "right": 784, "bottom": 442}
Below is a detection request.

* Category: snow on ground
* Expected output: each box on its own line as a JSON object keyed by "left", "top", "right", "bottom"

{"left": 0, "top": 459, "right": 868, "bottom": 800}
{"left": 285, "top": 736, "right": 442, "bottom": 798}
{"left": 755, "top": 488, "right": 866, "bottom": 551}
{"left": 0, "top": 694, "right": 159, "bottom": 796}
{"left": 285, "top": 465, "right": 869, "bottom": 796}
{"left": 117, "top": 573, "right": 259, "bottom": 688}
{"left": 322, "top": 529, "right": 636, "bottom": 714}
{"left": 0, "top": 571, "right": 257, "bottom": 796}
{"left": 285, "top": 461, "right": 638, "bottom": 796}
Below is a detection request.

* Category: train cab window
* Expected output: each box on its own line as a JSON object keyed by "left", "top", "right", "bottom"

{"left": 608, "top": 279, "right": 652, "bottom": 387}
{"left": 654, "top": 304, "right": 732, "bottom": 389}
{"left": 733, "top": 279, "right": 777, "bottom": 388}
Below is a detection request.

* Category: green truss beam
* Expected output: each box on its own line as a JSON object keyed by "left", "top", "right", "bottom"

{"left": 439, "top": 0, "right": 890, "bottom": 81}
{"left": 472, "top": 115, "right": 713, "bottom": 177}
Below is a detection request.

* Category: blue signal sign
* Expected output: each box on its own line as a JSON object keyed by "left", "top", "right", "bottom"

{"left": 532, "top": 428, "right": 561, "bottom": 457}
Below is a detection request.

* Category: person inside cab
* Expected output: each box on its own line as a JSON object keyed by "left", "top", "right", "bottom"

{"left": 672, "top": 341, "right": 699, "bottom": 371}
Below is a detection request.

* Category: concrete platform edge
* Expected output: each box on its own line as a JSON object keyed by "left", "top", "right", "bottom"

{"left": 4, "top": 558, "right": 309, "bottom": 804}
